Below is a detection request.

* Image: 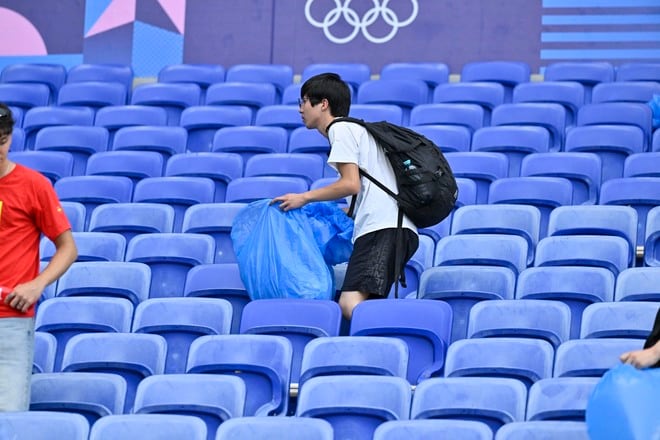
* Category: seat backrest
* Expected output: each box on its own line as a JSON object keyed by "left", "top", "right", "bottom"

{"left": 225, "top": 63, "right": 293, "bottom": 98}
{"left": 166, "top": 153, "right": 243, "bottom": 203}
{"left": 86, "top": 150, "right": 164, "bottom": 182}
{"left": 33, "top": 331, "right": 56, "bottom": 374}
{"left": 591, "top": 81, "right": 660, "bottom": 104}
{"left": 212, "top": 125, "right": 288, "bottom": 165}
{"left": 88, "top": 202, "right": 175, "bottom": 243}
{"left": 553, "top": 338, "right": 644, "bottom": 377}
{"left": 225, "top": 176, "right": 308, "bottom": 203}
{"left": 0, "top": 411, "right": 89, "bottom": 440}
{"left": 181, "top": 203, "right": 246, "bottom": 263}
{"left": 158, "top": 63, "right": 225, "bottom": 93}
{"left": 543, "top": 61, "right": 614, "bottom": 102}
{"left": 349, "top": 103, "right": 404, "bottom": 125}
{"left": 615, "top": 62, "right": 660, "bottom": 82}
{"left": 22, "top": 105, "right": 96, "bottom": 148}
{"left": 244, "top": 153, "right": 325, "bottom": 186}
{"left": 57, "top": 82, "right": 127, "bottom": 108}
{"left": 374, "top": 420, "right": 492, "bottom": 440}
{"left": 512, "top": 81, "right": 585, "bottom": 126}
{"left": 433, "top": 82, "right": 505, "bottom": 122}
{"left": 412, "top": 125, "right": 472, "bottom": 153}
{"left": 615, "top": 267, "right": 660, "bottom": 302}
{"left": 41, "top": 231, "right": 126, "bottom": 262}
{"left": 381, "top": 62, "right": 449, "bottom": 88}
{"left": 580, "top": 301, "right": 660, "bottom": 339}
{"left": 89, "top": 414, "right": 207, "bottom": 440}
{"left": 576, "top": 103, "right": 652, "bottom": 149}
{"left": 34, "top": 125, "right": 109, "bottom": 176}
{"left": 94, "top": 105, "right": 168, "bottom": 144}
{"left": 9, "top": 150, "right": 74, "bottom": 183}
{"left": 179, "top": 105, "right": 253, "bottom": 152}
{"left": 215, "top": 416, "right": 334, "bottom": 440}
{"left": 301, "top": 63, "right": 371, "bottom": 91}
{"left": 409, "top": 103, "right": 485, "bottom": 133}
{"left": 67, "top": 64, "right": 134, "bottom": 91}
{"left": 461, "top": 60, "right": 531, "bottom": 101}
{"left": 1, "top": 63, "right": 66, "bottom": 103}
{"left": 112, "top": 125, "right": 187, "bottom": 163}
{"left": 445, "top": 152, "right": 508, "bottom": 203}
{"left": 526, "top": 377, "right": 600, "bottom": 422}
{"left": 490, "top": 103, "right": 566, "bottom": 152}
{"left": 495, "top": 421, "right": 590, "bottom": 440}
{"left": 434, "top": 234, "right": 529, "bottom": 275}
{"left": 130, "top": 83, "right": 202, "bottom": 125}
{"left": 357, "top": 79, "right": 430, "bottom": 124}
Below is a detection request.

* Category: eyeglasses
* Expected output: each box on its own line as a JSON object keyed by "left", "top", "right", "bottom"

{"left": 297, "top": 97, "right": 311, "bottom": 107}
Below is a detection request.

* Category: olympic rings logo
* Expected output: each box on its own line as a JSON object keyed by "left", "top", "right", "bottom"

{"left": 304, "top": 0, "right": 419, "bottom": 44}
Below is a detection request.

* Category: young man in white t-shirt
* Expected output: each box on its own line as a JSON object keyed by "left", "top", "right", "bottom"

{"left": 272, "top": 73, "right": 418, "bottom": 320}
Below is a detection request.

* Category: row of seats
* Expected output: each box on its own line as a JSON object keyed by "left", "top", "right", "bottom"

{"left": 0, "top": 411, "right": 590, "bottom": 440}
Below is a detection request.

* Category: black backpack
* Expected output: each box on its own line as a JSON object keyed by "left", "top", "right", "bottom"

{"left": 326, "top": 117, "right": 458, "bottom": 228}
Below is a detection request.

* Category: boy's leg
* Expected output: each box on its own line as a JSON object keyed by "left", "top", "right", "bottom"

{"left": 0, "top": 317, "right": 35, "bottom": 412}
{"left": 338, "top": 290, "right": 370, "bottom": 320}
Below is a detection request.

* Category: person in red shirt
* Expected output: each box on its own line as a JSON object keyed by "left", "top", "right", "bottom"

{"left": 0, "top": 103, "right": 77, "bottom": 411}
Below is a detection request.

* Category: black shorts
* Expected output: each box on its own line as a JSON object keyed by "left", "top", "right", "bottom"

{"left": 341, "top": 228, "right": 419, "bottom": 298}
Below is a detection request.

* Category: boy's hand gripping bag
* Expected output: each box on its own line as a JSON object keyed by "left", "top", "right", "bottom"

{"left": 586, "top": 363, "right": 660, "bottom": 440}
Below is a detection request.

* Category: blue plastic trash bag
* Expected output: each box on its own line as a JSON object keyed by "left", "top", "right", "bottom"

{"left": 231, "top": 200, "right": 353, "bottom": 301}
{"left": 648, "top": 94, "right": 660, "bottom": 129}
{"left": 586, "top": 363, "right": 660, "bottom": 440}
{"left": 302, "top": 202, "right": 353, "bottom": 265}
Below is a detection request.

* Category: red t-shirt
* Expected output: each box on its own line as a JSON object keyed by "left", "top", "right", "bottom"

{"left": 0, "top": 164, "right": 71, "bottom": 318}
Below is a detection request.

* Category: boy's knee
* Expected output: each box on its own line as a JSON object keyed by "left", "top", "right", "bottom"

{"left": 338, "top": 291, "right": 368, "bottom": 321}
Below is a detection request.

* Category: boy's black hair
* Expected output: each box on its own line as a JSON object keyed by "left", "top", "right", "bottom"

{"left": 300, "top": 72, "right": 351, "bottom": 117}
{"left": 0, "top": 102, "right": 14, "bottom": 136}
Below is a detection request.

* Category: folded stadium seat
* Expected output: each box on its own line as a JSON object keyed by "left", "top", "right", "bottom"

{"left": 224, "top": 176, "right": 308, "bottom": 203}
{"left": 125, "top": 232, "right": 215, "bottom": 299}
{"left": 40, "top": 231, "right": 126, "bottom": 262}
{"left": 35, "top": 296, "right": 133, "bottom": 371}
{"left": 434, "top": 234, "right": 529, "bottom": 276}
{"left": 34, "top": 125, "right": 109, "bottom": 176}
{"left": 553, "top": 338, "right": 644, "bottom": 378}
{"left": 357, "top": 79, "right": 430, "bottom": 125}
{"left": 444, "top": 337, "right": 554, "bottom": 389}
{"left": 288, "top": 125, "right": 330, "bottom": 156}
{"left": 244, "top": 153, "right": 325, "bottom": 186}
{"left": 132, "top": 297, "right": 233, "bottom": 374}
{"left": 624, "top": 152, "right": 660, "bottom": 179}
{"left": 0, "top": 63, "right": 66, "bottom": 104}
{"left": 56, "top": 81, "right": 128, "bottom": 114}
{"left": 526, "top": 377, "right": 599, "bottom": 422}
{"left": 0, "top": 83, "right": 50, "bottom": 114}
{"left": 495, "top": 421, "right": 590, "bottom": 440}
{"left": 112, "top": 125, "right": 187, "bottom": 172}
{"left": 543, "top": 61, "right": 615, "bottom": 103}
{"left": 22, "top": 105, "right": 95, "bottom": 149}
{"left": 309, "top": 177, "right": 349, "bottom": 208}
{"left": 8, "top": 105, "right": 23, "bottom": 127}
{"left": 254, "top": 104, "right": 304, "bottom": 136}
{"left": 61, "top": 332, "right": 167, "bottom": 413}
{"left": 33, "top": 331, "right": 56, "bottom": 374}
{"left": 0, "top": 411, "right": 89, "bottom": 440}
{"left": 181, "top": 203, "right": 245, "bottom": 263}
{"left": 212, "top": 125, "right": 288, "bottom": 166}
{"left": 411, "top": 377, "right": 527, "bottom": 433}
{"left": 158, "top": 63, "right": 225, "bottom": 101}
{"left": 512, "top": 81, "right": 585, "bottom": 127}
{"left": 66, "top": 63, "right": 134, "bottom": 91}
{"left": 580, "top": 301, "right": 660, "bottom": 339}
{"left": 591, "top": 81, "right": 660, "bottom": 105}
{"left": 472, "top": 126, "right": 550, "bottom": 177}
{"left": 418, "top": 265, "right": 516, "bottom": 343}
{"left": 216, "top": 416, "right": 334, "bottom": 440}
{"left": 564, "top": 125, "right": 644, "bottom": 183}
{"left": 615, "top": 62, "right": 660, "bottom": 82}
{"left": 88, "top": 414, "right": 207, "bottom": 440}
{"left": 451, "top": 204, "right": 541, "bottom": 265}
{"left": 615, "top": 267, "right": 660, "bottom": 301}
{"left": 418, "top": 212, "right": 452, "bottom": 245}
{"left": 409, "top": 103, "right": 485, "bottom": 135}
{"left": 599, "top": 177, "right": 660, "bottom": 249}
{"left": 373, "top": 420, "right": 493, "bottom": 440}
{"left": 183, "top": 263, "right": 249, "bottom": 333}
{"left": 240, "top": 299, "right": 341, "bottom": 383}
{"left": 488, "top": 176, "right": 573, "bottom": 238}
{"left": 187, "top": 334, "right": 292, "bottom": 416}
{"left": 461, "top": 60, "right": 531, "bottom": 101}
{"left": 301, "top": 62, "right": 371, "bottom": 94}
{"left": 225, "top": 63, "right": 294, "bottom": 103}
{"left": 389, "top": 234, "right": 435, "bottom": 298}
{"left": 645, "top": 207, "right": 660, "bottom": 267}
{"left": 86, "top": 150, "right": 163, "bottom": 184}
{"left": 547, "top": 205, "right": 638, "bottom": 266}
{"left": 520, "top": 152, "right": 602, "bottom": 205}
{"left": 205, "top": 82, "right": 278, "bottom": 124}
{"left": 56, "top": 261, "right": 151, "bottom": 306}
{"left": 9, "top": 126, "right": 24, "bottom": 151}
{"left": 88, "top": 203, "right": 175, "bottom": 243}
{"left": 296, "top": 375, "right": 411, "bottom": 440}
{"left": 130, "top": 82, "right": 201, "bottom": 126}
{"left": 576, "top": 102, "right": 653, "bottom": 151}
{"left": 490, "top": 103, "right": 565, "bottom": 152}
{"left": 411, "top": 125, "right": 471, "bottom": 153}
{"left": 433, "top": 82, "right": 505, "bottom": 125}
{"left": 349, "top": 299, "right": 453, "bottom": 383}
{"left": 9, "top": 150, "right": 74, "bottom": 183}
{"left": 54, "top": 175, "right": 134, "bottom": 230}
{"left": 281, "top": 83, "right": 302, "bottom": 105}
{"left": 133, "top": 374, "right": 245, "bottom": 440}
{"left": 166, "top": 152, "right": 243, "bottom": 203}
{"left": 179, "top": 105, "right": 252, "bottom": 152}
{"left": 381, "top": 62, "right": 449, "bottom": 89}
{"left": 94, "top": 105, "right": 168, "bottom": 144}
{"left": 349, "top": 103, "right": 404, "bottom": 125}
{"left": 30, "top": 372, "right": 127, "bottom": 424}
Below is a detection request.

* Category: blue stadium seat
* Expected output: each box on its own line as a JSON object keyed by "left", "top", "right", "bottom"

{"left": 244, "top": 153, "right": 324, "bottom": 186}
{"left": 225, "top": 63, "right": 293, "bottom": 101}
{"left": 130, "top": 82, "right": 202, "bottom": 125}
{"left": 460, "top": 60, "right": 531, "bottom": 102}
{"left": 240, "top": 298, "right": 342, "bottom": 384}
{"left": 374, "top": 420, "right": 493, "bottom": 440}
{"left": 166, "top": 153, "right": 242, "bottom": 203}
{"left": 624, "top": 152, "right": 660, "bottom": 178}
{"left": 527, "top": 377, "right": 599, "bottom": 422}
{"left": 133, "top": 176, "right": 216, "bottom": 231}
{"left": 445, "top": 337, "right": 554, "bottom": 389}
{"left": 281, "top": 83, "right": 302, "bottom": 105}
{"left": 66, "top": 63, "right": 133, "bottom": 91}
{"left": 433, "top": 82, "right": 505, "bottom": 124}
{"left": 301, "top": 62, "right": 371, "bottom": 92}
{"left": 158, "top": 63, "right": 225, "bottom": 99}
{"left": 350, "top": 299, "right": 453, "bottom": 383}
{"left": 445, "top": 152, "right": 508, "bottom": 203}
{"left": 187, "top": 334, "right": 293, "bottom": 416}
{"left": 35, "top": 296, "right": 133, "bottom": 371}
{"left": 543, "top": 61, "right": 614, "bottom": 102}
{"left": 412, "top": 377, "right": 527, "bottom": 433}
{"left": 30, "top": 372, "right": 126, "bottom": 424}
{"left": 33, "top": 331, "right": 56, "bottom": 374}
{"left": 8, "top": 105, "right": 23, "bottom": 127}
{"left": 349, "top": 104, "right": 404, "bottom": 125}
{"left": 296, "top": 375, "right": 411, "bottom": 440}
{"left": 644, "top": 207, "right": 660, "bottom": 267}
{"left": 225, "top": 176, "right": 308, "bottom": 203}
{"left": 61, "top": 333, "right": 167, "bottom": 413}
{"left": 9, "top": 150, "right": 74, "bottom": 183}
{"left": 576, "top": 103, "right": 653, "bottom": 150}
{"left": 310, "top": 178, "right": 348, "bottom": 207}
{"left": 254, "top": 105, "right": 304, "bottom": 133}
{"left": 22, "top": 105, "right": 95, "bottom": 149}
{"left": 412, "top": 125, "right": 471, "bottom": 153}
{"left": 125, "top": 233, "right": 215, "bottom": 298}
{"left": 495, "top": 421, "right": 590, "bottom": 440}
{"left": 9, "top": 126, "right": 24, "bottom": 151}
{"left": 1, "top": 63, "right": 66, "bottom": 104}
{"left": 0, "top": 411, "right": 89, "bottom": 440}
{"left": 205, "top": 82, "right": 277, "bottom": 123}
{"left": 490, "top": 103, "right": 565, "bottom": 152}
{"left": 180, "top": 105, "right": 252, "bottom": 152}
{"left": 288, "top": 126, "right": 330, "bottom": 155}
{"left": 181, "top": 203, "right": 245, "bottom": 263}
{"left": 56, "top": 261, "right": 151, "bottom": 306}
{"left": 88, "top": 203, "right": 175, "bottom": 243}
{"left": 38, "top": 261, "right": 58, "bottom": 303}
{"left": 41, "top": 231, "right": 126, "bottom": 262}
{"left": 89, "top": 414, "right": 207, "bottom": 440}
{"left": 94, "top": 105, "right": 168, "bottom": 144}
{"left": 134, "top": 374, "right": 244, "bottom": 439}
{"left": 591, "top": 81, "right": 660, "bottom": 104}
{"left": 580, "top": 302, "right": 660, "bottom": 339}
{"left": 434, "top": 234, "right": 528, "bottom": 275}
{"left": 112, "top": 125, "right": 187, "bottom": 168}
{"left": 184, "top": 263, "right": 249, "bottom": 333}
{"left": 132, "top": 297, "right": 233, "bottom": 374}
{"left": 212, "top": 126, "right": 288, "bottom": 165}
{"left": 0, "top": 83, "right": 50, "bottom": 112}
{"left": 512, "top": 81, "right": 585, "bottom": 126}
{"left": 85, "top": 150, "right": 164, "bottom": 182}
{"left": 216, "top": 416, "right": 334, "bottom": 440}
{"left": 381, "top": 62, "right": 449, "bottom": 88}
{"left": 553, "top": 338, "right": 644, "bottom": 378}
{"left": 34, "top": 126, "right": 109, "bottom": 176}
{"left": 472, "top": 126, "right": 550, "bottom": 177}
{"left": 392, "top": 234, "right": 435, "bottom": 298}
{"left": 409, "top": 103, "right": 485, "bottom": 134}
{"left": 615, "top": 267, "right": 660, "bottom": 301}
{"left": 615, "top": 62, "right": 660, "bottom": 82}
{"left": 56, "top": 82, "right": 128, "bottom": 111}
{"left": 357, "top": 79, "right": 430, "bottom": 124}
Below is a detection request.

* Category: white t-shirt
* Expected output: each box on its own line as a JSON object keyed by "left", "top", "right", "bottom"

{"left": 327, "top": 120, "right": 417, "bottom": 241}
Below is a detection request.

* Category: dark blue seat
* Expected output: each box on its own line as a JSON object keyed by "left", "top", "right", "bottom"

{"left": 1, "top": 63, "right": 66, "bottom": 104}
{"left": 472, "top": 126, "right": 550, "bottom": 176}
{"left": 56, "top": 82, "right": 128, "bottom": 111}
{"left": 543, "top": 61, "right": 614, "bottom": 102}
{"left": 212, "top": 126, "right": 288, "bottom": 166}
{"left": 130, "top": 82, "right": 201, "bottom": 125}
{"left": 67, "top": 64, "right": 134, "bottom": 92}
{"left": 205, "top": 82, "right": 277, "bottom": 123}
{"left": 461, "top": 61, "right": 530, "bottom": 102}
{"left": 490, "top": 103, "right": 565, "bottom": 152}
{"left": 0, "top": 83, "right": 50, "bottom": 112}
{"left": 112, "top": 125, "right": 187, "bottom": 170}
{"left": 433, "top": 82, "right": 505, "bottom": 124}
{"left": 357, "top": 79, "right": 430, "bottom": 125}
{"left": 349, "top": 104, "right": 404, "bottom": 125}
{"left": 225, "top": 63, "right": 293, "bottom": 102}
{"left": 254, "top": 105, "right": 304, "bottom": 134}
{"left": 445, "top": 152, "right": 508, "bottom": 203}
{"left": 88, "top": 203, "right": 175, "bottom": 243}
{"left": 34, "top": 126, "right": 109, "bottom": 176}
{"left": 244, "top": 153, "right": 325, "bottom": 186}
{"left": 409, "top": 103, "right": 485, "bottom": 134}
{"left": 512, "top": 81, "right": 585, "bottom": 126}
{"left": 381, "top": 62, "right": 449, "bottom": 88}
{"left": 158, "top": 63, "right": 225, "bottom": 100}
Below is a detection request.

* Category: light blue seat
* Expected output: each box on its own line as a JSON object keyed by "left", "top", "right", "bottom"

{"left": 240, "top": 298, "right": 342, "bottom": 384}
{"left": 212, "top": 126, "right": 288, "bottom": 165}
{"left": 0, "top": 83, "right": 50, "bottom": 113}
{"left": 0, "top": 411, "right": 89, "bottom": 440}
{"left": 357, "top": 79, "right": 429, "bottom": 125}
{"left": 88, "top": 202, "right": 175, "bottom": 243}
{"left": 225, "top": 63, "right": 293, "bottom": 102}
{"left": 543, "top": 61, "right": 614, "bottom": 102}
{"left": 9, "top": 150, "right": 74, "bottom": 183}
{"left": 350, "top": 299, "right": 453, "bottom": 384}
{"left": 132, "top": 297, "right": 233, "bottom": 374}
{"left": 133, "top": 374, "right": 245, "bottom": 440}
{"left": 553, "top": 338, "right": 644, "bottom": 377}
{"left": 40, "top": 231, "right": 126, "bottom": 262}
{"left": 205, "top": 82, "right": 277, "bottom": 123}
{"left": 433, "top": 82, "right": 505, "bottom": 124}
{"left": 130, "top": 82, "right": 202, "bottom": 125}
{"left": 94, "top": 105, "right": 168, "bottom": 144}
{"left": 646, "top": 207, "right": 660, "bottom": 266}
{"left": 349, "top": 104, "right": 404, "bottom": 125}
{"left": 179, "top": 105, "right": 252, "bottom": 152}
{"left": 112, "top": 125, "right": 187, "bottom": 169}
{"left": 85, "top": 150, "right": 163, "bottom": 183}
{"left": 166, "top": 153, "right": 243, "bottom": 203}
{"left": 374, "top": 420, "right": 493, "bottom": 440}
{"left": 34, "top": 126, "right": 109, "bottom": 176}
{"left": 35, "top": 296, "right": 133, "bottom": 371}
{"left": 526, "top": 377, "right": 599, "bottom": 422}
{"left": 215, "top": 416, "right": 334, "bottom": 440}
{"left": 33, "top": 331, "right": 56, "bottom": 374}
{"left": 125, "top": 233, "right": 215, "bottom": 298}
{"left": 576, "top": 103, "right": 653, "bottom": 150}
{"left": 381, "top": 62, "right": 449, "bottom": 88}
{"left": 434, "top": 234, "right": 528, "bottom": 276}
{"left": 244, "top": 153, "right": 325, "bottom": 186}
{"left": 615, "top": 267, "right": 660, "bottom": 301}
{"left": 181, "top": 203, "right": 246, "bottom": 263}
{"left": 495, "top": 421, "right": 590, "bottom": 440}
{"left": 1, "top": 63, "right": 66, "bottom": 104}
{"left": 67, "top": 63, "right": 133, "bottom": 90}
{"left": 512, "top": 81, "right": 585, "bottom": 126}
{"left": 411, "top": 125, "right": 471, "bottom": 153}
{"left": 490, "top": 103, "right": 565, "bottom": 152}
{"left": 624, "top": 152, "right": 660, "bottom": 178}
{"left": 158, "top": 63, "right": 225, "bottom": 99}
{"left": 409, "top": 103, "right": 485, "bottom": 134}
{"left": 591, "top": 81, "right": 660, "bottom": 104}
{"left": 296, "top": 375, "right": 411, "bottom": 440}
{"left": 412, "top": 377, "right": 527, "bottom": 433}
{"left": 225, "top": 176, "right": 308, "bottom": 203}
{"left": 461, "top": 61, "right": 530, "bottom": 102}
{"left": 616, "top": 62, "right": 660, "bottom": 82}
{"left": 579, "top": 302, "right": 660, "bottom": 339}
{"left": 89, "top": 414, "right": 207, "bottom": 440}
{"left": 56, "top": 82, "right": 128, "bottom": 111}
{"left": 445, "top": 152, "right": 508, "bottom": 204}
{"left": 22, "top": 106, "right": 95, "bottom": 149}
{"left": 187, "top": 334, "right": 293, "bottom": 416}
